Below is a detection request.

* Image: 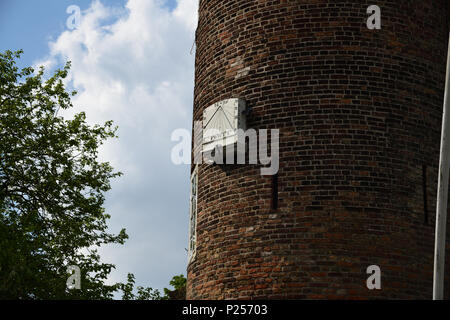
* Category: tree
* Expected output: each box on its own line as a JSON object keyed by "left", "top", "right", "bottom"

{"left": 163, "top": 274, "right": 187, "bottom": 300}
{"left": 120, "top": 274, "right": 186, "bottom": 300}
{"left": 0, "top": 50, "right": 128, "bottom": 299}
{"left": 120, "top": 273, "right": 163, "bottom": 300}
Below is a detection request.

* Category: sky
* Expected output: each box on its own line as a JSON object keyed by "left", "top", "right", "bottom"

{"left": 0, "top": 0, "right": 198, "bottom": 295}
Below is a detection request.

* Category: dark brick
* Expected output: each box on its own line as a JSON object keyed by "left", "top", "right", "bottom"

{"left": 188, "top": 0, "right": 450, "bottom": 300}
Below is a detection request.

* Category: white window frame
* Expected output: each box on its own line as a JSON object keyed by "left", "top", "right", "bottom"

{"left": 188, "top": 166, "right": 198, "bottom": 264}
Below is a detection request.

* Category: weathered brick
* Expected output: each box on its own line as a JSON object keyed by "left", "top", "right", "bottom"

{"left": 187, "top": 0, "right": 450, "bottom": 300}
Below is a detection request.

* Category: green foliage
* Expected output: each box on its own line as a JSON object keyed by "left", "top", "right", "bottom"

{"left": 0, "top": 50, "right": 127, "bottom": 299}
{"left": 163, "top": 274, "right": 187, "bottom": 299}
{"left": 169, "top": 274, "right": 187, "bottom": 290}
{"left": 120, "top": 273, "right": 186, "bottom": 300}
{"left": 120, "top": 273, "right": 162, "bottom": 300}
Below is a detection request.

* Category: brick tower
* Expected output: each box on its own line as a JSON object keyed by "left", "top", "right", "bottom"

{"left": 187, "top": 0, "right": 450, "bottom": 299}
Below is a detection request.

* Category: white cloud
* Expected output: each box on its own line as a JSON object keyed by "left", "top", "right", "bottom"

{"left": 35, "top": 0, "right": 198, "bottom": 293}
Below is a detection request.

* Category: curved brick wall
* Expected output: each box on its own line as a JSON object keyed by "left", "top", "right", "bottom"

{"left": 188, "top": 0, "right": 450, "bottom": 299}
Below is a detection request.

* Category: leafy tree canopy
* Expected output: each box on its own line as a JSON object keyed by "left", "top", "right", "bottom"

{"left": 120, "top": 274, "right": 187, "bottom": 300}
{"left": 0, "top": 49, "right": 126, "bottom": 299}
{"left": 0, "top": 49, "right": 186, "bottom": 300}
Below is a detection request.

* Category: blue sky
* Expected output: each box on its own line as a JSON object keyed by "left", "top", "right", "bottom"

{"left": 0, "top": 0, "right": 197, "bottom": 296}
{"left": 0, "top": 0, "right": 178, "bottom": 68}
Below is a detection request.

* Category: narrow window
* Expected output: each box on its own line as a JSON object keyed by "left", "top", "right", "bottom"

{"left": 422, "top": 164, "right": 428, "bottom": 225}
{"left": 271, "top": 173, "right": 278, "bottom": 210}
{"left": 188, "top": 166, "right": 198, "bottom": 263}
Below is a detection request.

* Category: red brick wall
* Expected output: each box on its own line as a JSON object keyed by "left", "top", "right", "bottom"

{"left": 188, "top": 0, "right": 450, "bottom": 299}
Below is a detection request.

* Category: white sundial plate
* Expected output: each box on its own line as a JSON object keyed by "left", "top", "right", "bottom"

{"left": 202, "top": 98, "right": 246, "bottom": 154}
